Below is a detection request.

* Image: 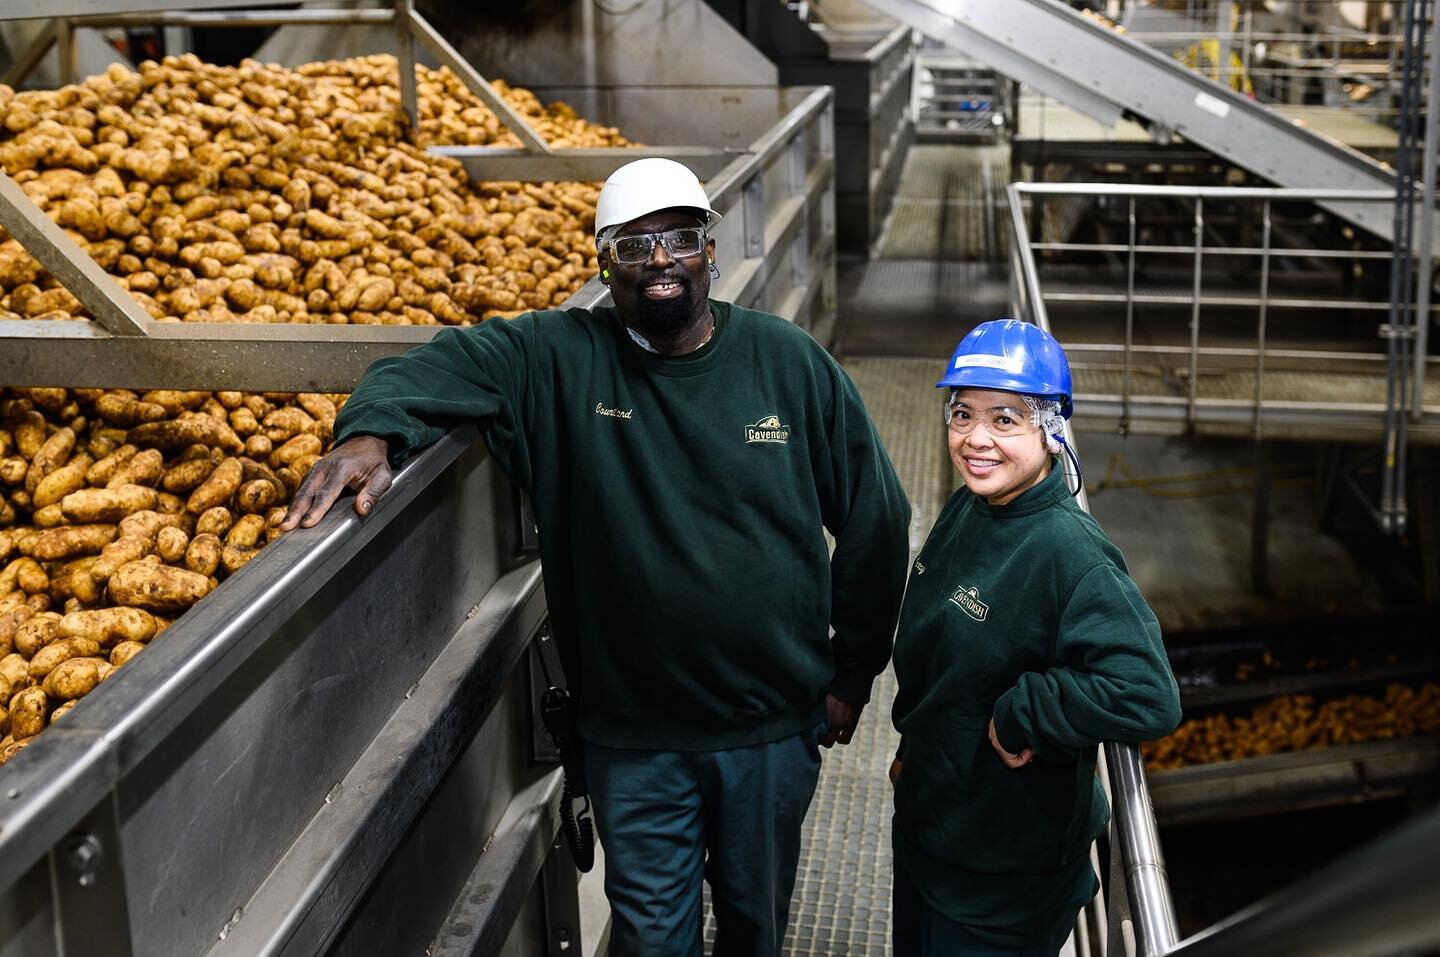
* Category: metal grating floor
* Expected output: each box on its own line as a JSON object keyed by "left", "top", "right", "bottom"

{"left": 877, "top": 145, "right": 1010, "bottom": 261}
{"left": 699, "top": 358, "right": 950, "bottom": 956}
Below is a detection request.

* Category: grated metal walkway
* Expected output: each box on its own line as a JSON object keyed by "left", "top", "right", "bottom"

{"left": 876, "top": 145, "right": 1010, "bottom": 261}
{"left": 785, "top": 358, "right": 951, "bottom": 957}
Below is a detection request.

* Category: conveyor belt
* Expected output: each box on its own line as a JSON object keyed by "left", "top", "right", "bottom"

{"left": 850, "top": 0, "right": 1422, "bottom": 246}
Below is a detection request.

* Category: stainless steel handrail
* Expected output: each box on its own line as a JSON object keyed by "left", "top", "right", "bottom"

{"left": 1007, "top": 187, "right": 1181, "bottom": 957}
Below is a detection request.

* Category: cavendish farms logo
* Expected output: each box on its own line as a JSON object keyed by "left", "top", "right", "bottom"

{"left": 595, "top": 403, "right": 633, "bottom": 420}
{"left": 948, "top": 585, "right": 989, "bottom": 622}
{"left": 745, "top": 414, "right": 791, "bottom": 444}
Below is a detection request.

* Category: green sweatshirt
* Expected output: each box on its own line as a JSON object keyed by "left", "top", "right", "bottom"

{"left": 334, "top": 300, "right": 911, "bottom": 750}
{"left": 891, "top": 463, "right": 1180, "bottom": 951}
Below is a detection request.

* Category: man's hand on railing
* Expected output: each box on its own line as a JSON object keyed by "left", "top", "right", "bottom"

{"left": 280, "top": 435, "right": 394, "bottom": 530}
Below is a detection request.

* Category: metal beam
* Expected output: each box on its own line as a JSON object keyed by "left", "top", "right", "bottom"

{"left": 0, "top": 171, "right": 153, "bottom": 336}
{"left": 0, "top": 320, "right": 431, "bottom": 392}
{"left": 0, "top": 0, "right": 264, "bottom": 17}
{"left": 431, "top": 146, "right": 735, "bottom": 184}
{"left": 0, "top": 20, "right": 56, "bottom": 88}
{"left": 67, "top": 9, "right": 397, "bottom": 28}
{"left": 405, "top": 8, "right": 553, "bottom": 156}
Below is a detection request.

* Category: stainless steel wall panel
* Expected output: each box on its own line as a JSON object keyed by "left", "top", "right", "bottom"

{"left": 116, "top": 443, "right": 505, "bottom": 956}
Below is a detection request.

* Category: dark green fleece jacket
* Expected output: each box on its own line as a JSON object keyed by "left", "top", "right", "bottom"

{"left": 891, "top": 463, "right": 1180, "bottom": 950}
{"left": 334, "top": 300, "right": 911, "bottom": 750}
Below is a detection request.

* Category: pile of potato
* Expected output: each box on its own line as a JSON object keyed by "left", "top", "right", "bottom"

{"left": 0, "top": 385, "right": 342, "bottom": 765}
{"left": 0, "top": 53, "right": 633, "bottom": 323}
{"left": 1143, "top": 682, "right": 1440, "bottom": 770}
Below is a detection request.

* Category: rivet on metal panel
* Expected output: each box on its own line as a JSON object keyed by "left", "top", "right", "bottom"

{"left": 63, "top": 833, "right": 103, "bottom": 887}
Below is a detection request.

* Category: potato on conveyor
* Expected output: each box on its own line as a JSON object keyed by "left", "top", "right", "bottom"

{"left": 61, "top": 485, "right": 158, "bottom": 522}
{"left": 107, "top": 561, "right": 213, "bottom": 612}
{"left": 9, "top": 686, "right": 48, "bottom": 740}
{"left": 28, "top": 637, "right": 102, "bottom": 680}
{"left": 59, "top": 607, "right": 158, "bottom": 647}
{"left": 43, "top": 657, "right": 112, "bottom": 701}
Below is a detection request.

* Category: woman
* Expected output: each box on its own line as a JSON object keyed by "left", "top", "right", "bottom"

{"left": 890, "top": 319, "right": 1181, "bottom": 956}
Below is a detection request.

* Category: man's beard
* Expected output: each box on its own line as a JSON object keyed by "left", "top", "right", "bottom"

{"left": 631, "top": 278, "right": 699, "bottom": 340}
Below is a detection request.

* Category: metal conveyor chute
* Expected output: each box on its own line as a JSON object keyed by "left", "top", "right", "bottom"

{"left": 854, "top": 0, "right": 1427, "bottom": 248}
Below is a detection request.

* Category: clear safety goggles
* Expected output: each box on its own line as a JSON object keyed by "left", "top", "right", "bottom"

{"left": 606, "top": 227, "right": 707, "bottom": 265}
{"left": 944, "top": 396, "right": 1040, "bottom": 438}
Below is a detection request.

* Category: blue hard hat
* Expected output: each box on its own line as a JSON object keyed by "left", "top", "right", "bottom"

{"left": 937, "top": 318, "right": 1073, "bottom": 419}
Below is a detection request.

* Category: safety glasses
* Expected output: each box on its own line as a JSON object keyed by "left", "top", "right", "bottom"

{"left": 944, "top": 398, "right": 1039, "bottom": 438}
{"left": 606, "top": 227, "right": 707, "bottom": 265}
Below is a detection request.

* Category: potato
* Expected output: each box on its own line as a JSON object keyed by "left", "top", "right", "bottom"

{"left": 155, "top": 526, "right": 189, "bottom": 563}
{"left": 14, "top": 615, "right": 62, "bottom": 658}
{"left": 117, "top": 509, "right": 186, "bottom": 539}
{"left": 95, "top": 390, "right": 166, "bottom": 426}
{"left": 31, "top": 504, "right": 67, "bottom": 527}
{"left": 23, "top": 525, "right": 118, "bottom": 562}
{"left": 107, "top": 561, "right": 213, "bottom": 612}
{"left": 29, "top": 636, "right": 101, "bottom": 679}
{"left": 0, "top": 653, "right": 32, "bottom": 690}
{"left": 0, "top": 604, "right": 33, "bottom": 656}
{"left": 161, "top": 457, "right": 216, "bottom": 493}
{"left": 225, "top": 513, "right": 267, "bottom": 549}
{"left": 43, "top": 656, "right": 109, "bottom": 700}
{"left": 4, "top": 557, "right": 49, "bottom": 594}
{"left": 129, "top": 417, "right": 244, "bottom": 455}
{"left": 86, "top": 444, "right": 138, "bottom": 486}
{"left": 235, "top": 479, "right": 278, "bottom": 515}
{"left": 194, "top": 506, "right": 234, "bottom": 538}
{"left": 32, "top": 453, "right": 93, "bottom": 508}
{"left": 183, "top": 533, "right": 223, "bottom": 577}
{"left": 9, "top": 686, "right": 47, "bottom": 739}
{"left": 0, "top": 738, "right": 29, "bottom": 765}
{"left": 49, "top": 700, "right": 77, "bottom": 722}
{"left": 187, "top": 458, "right": 242, "bottom": 514}
{"left": 270, "top": 433, "right": 322, "bottom": 468}
{"left": 25, "top": 427, "right": 76, "bottom": 494}
{"left": 0, "top": 674, "right": 10, "bottom": 707}
{"left": 59, "top": 607, "right": 158, "bottom": 647}
{"left": 110, "top": 641, "right": 145, "bottom": 668}
{"left": 107, "top": 448, "right": 164, "bottom": 488}
{"left": 221, "top": 544, "right": 260, "bottom": 575}
{"left": 61, "top": 485, "right": 158, "bottom": 522}
{"left": 0, "top": 704, "right": 7, "bottom": 738}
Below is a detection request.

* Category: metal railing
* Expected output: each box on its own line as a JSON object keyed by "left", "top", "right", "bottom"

{"left": 1009, "top": 218, "right": 1180, "bottom": 957}
{"left": 1013, "top": 184, "right": 1440, "bottom": 957}
{"left": 1007, "top": 181, "right": 1440, "bottom": 531}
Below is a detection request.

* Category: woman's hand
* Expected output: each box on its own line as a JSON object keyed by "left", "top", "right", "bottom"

{"left": 988, "top": 718, "right": 1033, "bottom": 769}
{"left": 889, "top": 757, "right": 902, "bottom": 787}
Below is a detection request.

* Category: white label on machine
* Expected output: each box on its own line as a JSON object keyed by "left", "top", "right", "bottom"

{"left": 1194, "top": 91, "right": 1231, "bottom": 119}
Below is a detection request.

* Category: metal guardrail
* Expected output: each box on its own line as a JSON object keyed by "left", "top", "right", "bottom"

{"left": 1003, "top": 199, "right": 1181, "bottom": 956}
{"left": 1011, "top": 182, "right": 1440, "bottom": 956}
{"left": 1007, "top": 181, "right": 1440, "bottom": 533}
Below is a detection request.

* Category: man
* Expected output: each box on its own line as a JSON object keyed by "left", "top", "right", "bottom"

{"left": 282, "top": 158, "right": 911, "bottom": 956}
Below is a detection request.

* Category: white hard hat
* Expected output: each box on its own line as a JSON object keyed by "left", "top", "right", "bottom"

{"left": 594, "top": 158, "right": 722, "bottom": 239}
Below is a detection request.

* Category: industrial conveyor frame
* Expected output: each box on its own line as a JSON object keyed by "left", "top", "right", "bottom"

{"left": 0, "top": 427, "right": 568, "bottom": 957}
{"left": 0, "top": 1, "right": 838, "bottom": 388}
{"left": 0, "top": 6, "right": 837, "bottom": 953}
